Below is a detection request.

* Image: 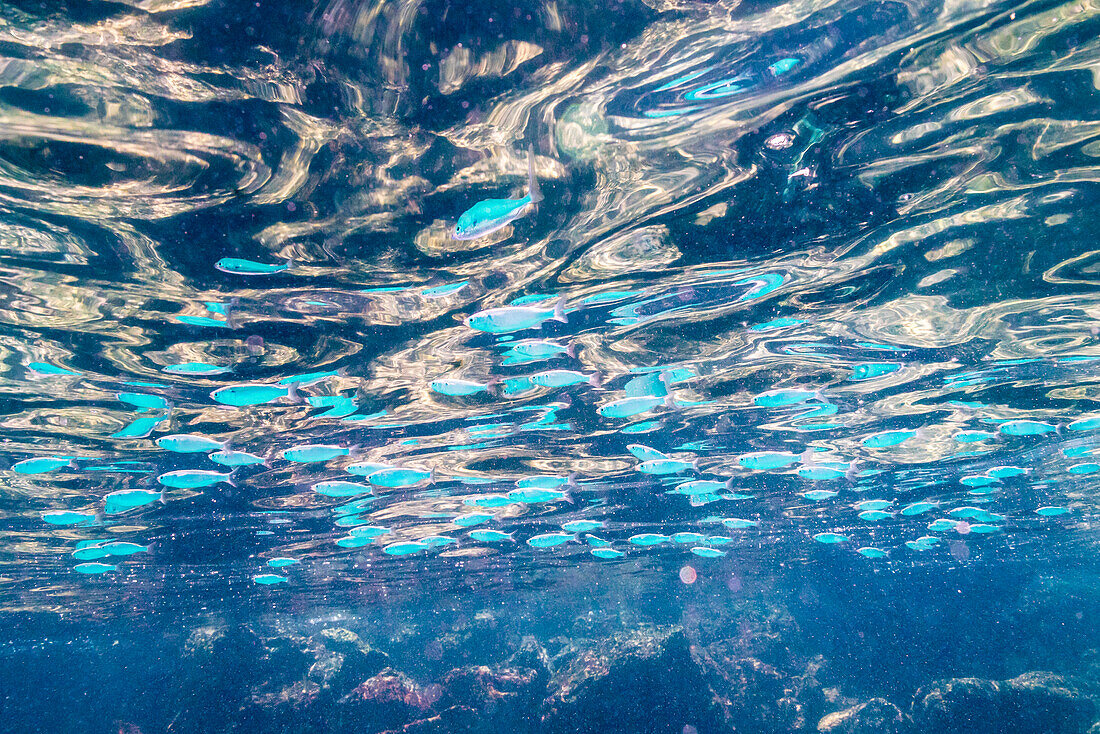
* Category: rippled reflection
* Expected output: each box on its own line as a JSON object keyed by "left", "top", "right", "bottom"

{"left": 0, "top": 0, "right": 1098, "bottom": 618}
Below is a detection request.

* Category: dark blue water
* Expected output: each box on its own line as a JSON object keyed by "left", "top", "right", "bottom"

{"left": 0, "top": 0, "right": 1098, "bottom": 731}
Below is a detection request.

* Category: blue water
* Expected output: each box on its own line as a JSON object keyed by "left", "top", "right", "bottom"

{"left": 1, "top": 0, "right": 1099, "bottom": 731}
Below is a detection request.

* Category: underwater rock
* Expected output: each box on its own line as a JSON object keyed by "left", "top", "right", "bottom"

{"left": 242, "top": 680, "right": 326, "bottom": 734}
{"left": 816, "top": 698, "right": 911, "bottom": 734}
{"left": 912, "top": 673, "right": 1095, "bottom": 734}
{"left": 308, "top": 627, "right": 392, "bottom": 692}
{"left": 507, "top": 634, "right": 552, "bottom": 676}
{"left": 541, "top": 625, "right": 723, "bottom": 734}
{"left": 337, "top": 667, "right": 440, "bottom": 731}
{"left": 175, "top": 625, "right": 265, "bottom": 733}
{"left": 697, "top": 647, "right": 825, "bottom": 733}
{"left": 440, "top": 665, "right": 546, "bottom": 731}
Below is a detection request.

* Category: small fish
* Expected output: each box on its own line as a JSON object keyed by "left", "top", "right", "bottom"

{"left": 453, "top": 147, "right": 543, "bottom": 240}
{"left": 855, "top": 499, "right": 892, "bottom": 511}
{"left": 737, "top": 451, "right": 801, "bottom": 471}
{"left": 561, "top": 520, "right": 604, "bottom": 533}
{"left": 156, "top": 434, "right": 227, "bottom": 453}
{"left": 383, "top": 542, "right": 428, "bottom": 555}
{"left": 998, "top": 419, "right": 1057, "bottom": 436}
{"left": 599, "top": 395, "right": 674, "bottom": 419}
{"left": 158, "top": 470, "right": 234, "bottom": 489}
{"left": 857, "top": 547, "right": 888, "bottom": 559}
{"left": 216, "top": 257, "right": 290, "bottom": 275}
{"left": 74, "top": 563, "right": 116, "bottom": 574}
{"left": 861, "top": 430, "right": 916, "bottom": 448}
{"left": 111, "top": 414, "right": 169, "bottom": 439}
{"left": 210, "top": 449, "right": 268, "bottom": 467}
{"left": 987, "top": 465, "right": 1025, "bottom": 478}
{"left": 858, "top": 510, "right": 893, "bottom": 522}
{"left": 507, "top": 487, "right": 571, "bottom": 504}
{"left": 905, "top": 536, "right": 939, "bottom": 551}
{"left": 466, "top": 299, "right": 567, "bottom": 335}
{"left": 117, "top": 393, "right": 171, "bottom": 411}
{"left": 164, "top": 362, "right": 230, "bottom": 376}
{"left": 628, "top": 444, "right": 670, "bottom": 462}
{"left": 12, "top": 456, "right": 75, "bottom": 474}
{"left": 591, "top": 547, "right": 624, "bottom": 559}
{"left": 279, "top": 369, "right": 344, "bottom": 387}
{"left": 313, "top": 481, "right": 373, "bottom": 497}
{"left": 501, "top": 340, "right": 574, "bottom": 364}
{"left": 690, "top": 546, "right": 726, "bottom": 558}
{"left": 637, "top": 458, "right": 697, "bottom": 475}
{"left": 900, "top": 501, "right": 938, "bottom": 516}
{"left": 527, "top": 532, "right": 575, "bottom": 548}
{"left": 948, "top": 507, "right": 1003, "bottom": 523}
{"left": 672, "top": 532, "right": 707, "bottom": 544}
{"left": 531, "top": 370, "right": 600, "bottom": 388}
{"left": 812, "top": 532, "right": 848, "bottom": 544}
{"left": 1035, "top": 506, "right": 1070, "bottom": 517}
{"left": 753, "top": 388, "right": 817, "bottom": 407}
{"left": 349, "top": 525, "right": 392, "bottom": 539}
{"left": 454, "top": 514, "right": 493, "bottom": 528}
{"left": 968, "top": 523, "right": 1002, "bottom": 534}
{"left": 721, "top": 518, "right": 759, "bottom": 529}
{"left": 469, "top": 529, "right": 515, "bottom": 542}
{"left": 346, "top": 462, "right": 394, "bottom": 476}
{"left": 367, "top": 467, "right": 432, "bottom": 488}
{"left": 42, "top": 510, "right": 97, "bottom": 526}
{"left": 100, "top": 542, "right": 149, "bottom": 556}
{"left": 463, "top": 495, "right": 514, "bottom": 508}
{"left": 954, "top": 431, "right": 996, "bottom": 443}
{"left": 431, "top": 378, "right": 495, "bottom": 397}
{"left": 281, "top": 444, "right": 351, "bottom": 463}
{"left": 29, "top": 362, "right": 79, "bottom": 376}
{"left": 803, "top": 489, "right": 839, "bottom": 501}
{"left": 212, "top": 383, "right": 295, "bottom": 407}
{"left": 421, "top": 535, "right": 457, "bottom": 548}
{"left": 104, "top": 488, "right": 164, "bottom": 513}
{"left": 267, "top": 557, "right": 299, "bottom": 568}
{"left": 516, "top": 474, "right": 574, "bottom": 489}
{"left": 668, "top": 479, "right": 733, "bottom": 496}
{"left": 252, "top": 574, "right": 287, "bottom": 585}
{"left": 627, "top": 533, "right": 670, "bottom": 546}
{"left": 797, "top": 465, "right": 848, "bottom": 481}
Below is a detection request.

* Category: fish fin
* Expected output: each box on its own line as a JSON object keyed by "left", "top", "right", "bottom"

{"left": 566, "top": 471, "right": 578, "bottom": 487}
{"left": 553, "top": 298, "right": 567, "bottom": 324}
{"left": 664, "top": 394, "right": 678, "bottom": 410}
{"left": 286, "top": 382, "right": 301, "bottom": 403}
{"left": 526, "top": 146, "right": 543, "bottom": 204}
{"left": 486, "top": 376, "right": 503, "bottom": 396}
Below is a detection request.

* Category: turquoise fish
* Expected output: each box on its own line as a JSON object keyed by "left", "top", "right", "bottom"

{"left": 158, "top": 470, "right": 233, "bottom": 489}
{"left": 156, "top": 434, "right": 227, "bottom": 453}
{"left": 453, "top": 147, "right": 543, "bottom": 240}
{"left": 466, "top": 299, "right": 566, "bottom": 335}
{"left": 12, "top": 456, "right": 75, "bottom": 474}
{"left": 211, "top": 383, "right": 295, "bottom": 407}
{"left": 281, "top": 444, "right": 351, "bottom": 463}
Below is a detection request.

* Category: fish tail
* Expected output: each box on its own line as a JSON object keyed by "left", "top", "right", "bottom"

{"left": 664, "top": 394, "right": 678, "bottom": 410}
{"left": 227, "top": 470, "right": 238, "bottom": 488}
{"left": 286, "top": 382, "right": 301, "bottom": 403}
{"left": 588, "top": 372, "right": 603, "bottom": 388}
{"left": 566, "top": 471, "right": 578, "bottom": 487}
{"left": 566, "top": 342, "right": 577, "bottom": 358}
{"left": 553, "top": 298, "right": 568, "bottom": 324}
{"left": 526, "top": 146, "right": 543, "bottom": 204}
{"left": 724, "top": 477, "right": 736, "bottom": 491}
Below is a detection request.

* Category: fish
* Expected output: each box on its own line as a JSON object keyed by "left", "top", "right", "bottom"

{"left": 312, "top": 481, "right": 373, "bottom": 497}
{"left": 430, "top": 378, "right": 495, "bottom": 396}
{"left": 861, "top": 430, "right": 916, "bottom": 448}
{"left": 42, "top": 510, "right": 97, "bottom": 526}
{"left": 348, "top": 525, "right": 391, "bottom": 539}
{"left": 516, "top": 474, "right": 575, "bottom": 489}
{"left": 366, "top": 467, "right": 432, "bottom": 488}
{"left": 561, "top": 520, "right": 604, "bottom": 533}
{"left": 252, "top": 574, "right": 287, "bottom": 584}
{"left": 163, "top": 362, "right": 230, "bottom": 376}
{"left": 12, "top": 456, "right": 75, "bottom": 474}
{"left": 74, "top": 563, "right": 116, "bottom": 574}
{"left": 346, "top": 462, "right": 394, "bottom": 476}
{"left": 1035, "top": 506, "right": 1070, "bottom": 517}
{"left": 591, "top": 547, "right": 624, "bottom": 559}
{"left": 905, "top": 536, "right": 939, "bottom": 551}
{"left": 280, "top": 444, "right": 352, "bottom": 463}
{"left": 383, "top": 542, "right": 428, "bottom": 555}
{"left": 104, "top": 489, "right": 164, "bottom": 513}
{"left": 212, "top": 382, "right": 298, "bottom": 407}
{"left": 672, "top": 532, "right": 707, "bottom": 544}
{"left": 501, "top": 340, "right": 574, "bottom": 364}
{"left": 463, "top": 495, "right": 514, "bottom": 508}
{"left": 627, "top": 533, "right": 670, "bottom": 546}
{"left": 466, "top": 299, "right": 567, "bottom": 335}
{"left": 210, "top": 449, "right": 269, "bottom": 467}
{"left": 855, "top": 499, "right": 892, "bottom": 511}
{"left": 156, "top": 434, "right": 227, "bottom": 453}
{"left": 453, "top": 514, "right": 493, "bottom": 528}
{"left": 627, "top": 444, "right": 670, "bottom": 462}
{"left": 900, "top": 501, "right": 938, "bottom": 516}
{"left": 100, "top": 542, "right": 149, "bottom": 556}
{"left": 690, "top": 546, "right": 726, "bottom": 558}
{"left": 721, "top": 518, "right": 759, "bottom": 529}
{"left": 29, "top": 362, "right": 79, "bottom": 376}
{"left": 753, "top": 388, "right": 818, "bottom": 407}
{"left": 117, "top": 392, "right": 171, "bottom": 411}
{"left": 999, "top": 419, "right": 1057, "bottom": 436}
{"left": 812, "top": 532, "right": 848, "bottom": 544}
{"left": 507, "top": 487, "right": 571, "bottom": 504}
{"left": 599, "top": 395, "right": 674, "bottom": 419}
{"left": 469, "top": 529, "right": 514, "bottom": 542}
{"left": 803, "top": 489, "right": 839, "bottom": 501}
{"left": 737, "top": 451, "right": 801, "bottom": 471}
{"left": 637, "top": 458, "right": 697, "bottom": 475}
{"left": 858, "top": 510, "right": 893, "bottom": 522}
{"left": 531, "top": 370, "right": 600, "bottom": 388}
{"left": 157, "top": 470, "right": 234, "bottom": 489}
{"left": 215, "top": 257, "right": 290, "bottom": 275}
{"left": 267, "top": 557, "right": 299, "bottom": 568}
{"left": 857, "top": 547, "right": 888, "bottom": 559}
{"left": 667, "top": 479, "right": 737, "bottom": 496}
{"left": 111, "top": 414, "right": 169, "bottom": 439}
{"left": 453, "top": 147, "right": 543, "bottom": 240}
{"left": 526, "top": 532, "right": 576, "bottom": 548}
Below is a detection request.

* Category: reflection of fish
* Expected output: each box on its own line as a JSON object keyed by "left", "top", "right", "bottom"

{"left": 453, "top": 147, "right": 542, "bottom": 240}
